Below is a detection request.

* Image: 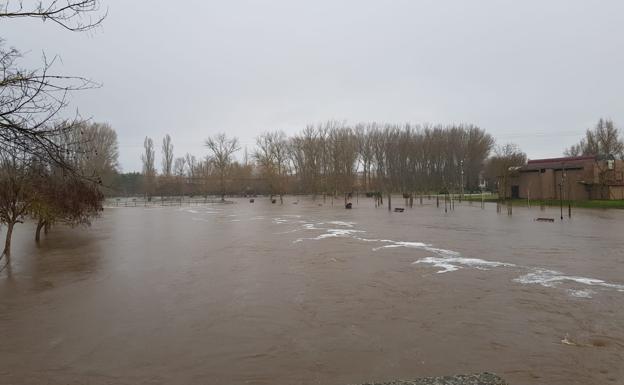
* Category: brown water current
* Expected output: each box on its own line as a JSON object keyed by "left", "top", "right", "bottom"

{"left": 1, "top": 197, "right": 624, "bottom": 385}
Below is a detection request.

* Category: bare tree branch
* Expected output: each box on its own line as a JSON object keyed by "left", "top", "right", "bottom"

{"left": 0, "top": 0, "right": 106, "bottom": 32}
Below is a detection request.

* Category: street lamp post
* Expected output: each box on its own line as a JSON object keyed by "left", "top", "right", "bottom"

{"left": 460, "top": 160, "right": 464, "bottom": 202}
{"left": 559, "top": 182, "right": 563, "bottom": 220}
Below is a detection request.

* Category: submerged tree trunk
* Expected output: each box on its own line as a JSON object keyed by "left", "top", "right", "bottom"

{"left": 35, "top": 219, "right": 46, "bottom": 242}
{"left": 4, "top": 222, "right": 15, "bottom": 256}
{"left": 220, "top": 172, "right": 226, "bottom": 202}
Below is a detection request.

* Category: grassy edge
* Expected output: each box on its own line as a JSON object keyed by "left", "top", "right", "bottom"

{"left": 462, "top": 195, "right": 624, "bottom": 209}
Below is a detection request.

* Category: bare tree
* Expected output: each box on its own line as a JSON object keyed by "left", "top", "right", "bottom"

{"left": 271, "top": 131, "right": 290, "bottom": 203}
{"left": 0, "top": 1, "right": 106, "bottom": 32}
{"left": 184, "top": 153, "right": 196, "bottom": 180}
{"left": 0, "top": 1, "right": 105, "bottom": 170}
{"left": 0, "top": 150, "right": 34, "bottom": 256}
{"left": 31, "top": 167, "right": 102, "bottom": 242}
{"left": 174, "top": 157, "right": 186, "bottom": 177}
{"left": 205, "top": 133, "right": 240, "bottom": 201}
{"left": 63, "top": 121, "right": 119, "bottom": 186}
{"left": 193, "top": 157, "right": 214, "bottom": 197}
{"left": 355, "top": 123, "right": 375, "bottom": 191}
{"left": 289, "top": 125, "right": 322, "bottom": 196}
{"left": 0, "top": 43, "right": 98, "bottom": 169}
{"left": 254, "top": 131, "right": 289, "bottom": 202}
{"left": 464, "top": 126, "right": 495, "bottom": 191}
{"left": 161, "top": 134, "right": 174, "bottom": 176}
{"left": 141, "top": 137, "right": 156, "bottom": 197}
{"left": 254, "top": 132, "right": 277, "bottom": 198}
{"left": 565, "top": 119, "right": 624, "bottom": 159}
{"left": 485, "top": 143, "right": 527, "bottom": 199}
{"left": 172, "top": 156, "right": 187, "bottom": 195}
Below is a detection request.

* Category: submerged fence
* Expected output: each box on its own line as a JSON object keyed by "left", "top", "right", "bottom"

{"left": 105, "top": 196, "right": 234, "bottom": 207}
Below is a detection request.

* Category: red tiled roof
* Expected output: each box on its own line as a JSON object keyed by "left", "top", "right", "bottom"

{"left": 527, "top": 155, "right": 595, "bottom": 165}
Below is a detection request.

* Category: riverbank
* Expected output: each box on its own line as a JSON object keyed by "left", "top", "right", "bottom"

{"left": 463, "top": 194, "right": 624, "bottom": 209}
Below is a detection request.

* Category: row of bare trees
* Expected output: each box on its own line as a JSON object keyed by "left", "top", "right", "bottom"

{"left": 135, "top": 122, "right": 501, "bottom": 199}
{"left": 288, "top": 122, "right": 495, "bottom": 197}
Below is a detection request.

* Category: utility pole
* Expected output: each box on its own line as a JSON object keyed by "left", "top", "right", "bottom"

{"left": 479, "top": 178, "right": 485, "bottom": 209}
{"left": 460, "top": 160, "right": 464, "bottom": 203}
{"left": 566, "top": 166, "right": 572, "bottom": 218}
{"left": 559, "top": 182, "right": 563, "bottom": 220}
{"left": 561, "top": 164, "right": 566, "bottom": 220}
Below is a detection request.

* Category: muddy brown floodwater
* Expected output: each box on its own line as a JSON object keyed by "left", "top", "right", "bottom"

{"left": 1, "top": 197, "right": 624, "bottom": 385}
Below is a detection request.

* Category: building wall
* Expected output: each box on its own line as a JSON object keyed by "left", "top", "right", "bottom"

{"left": 508, "top": 162, "right": 592, "bottom": 200}
{"left": 507, "top": 159, "right": 624, "bottom": 201}
{"left": 553, "top": 169, "right": 591, "bottom": 200}
{"left": 588, "top": 160, "right": 624, "bottom": 199}
{"left": 512, "top": 171, "right": 543, "bottom": 200}
{"left": 609, "top": 186, "right": 624, "bottom": 200}
{"left": 508, "top": 169, "right": 589, "bottom": 200}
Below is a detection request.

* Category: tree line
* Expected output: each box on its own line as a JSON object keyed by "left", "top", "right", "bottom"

{"left": 127, "top": 118, "right": 624, "bottom": 202}
{"left": 131, "top": 122, "right": 506, "bottom": 200}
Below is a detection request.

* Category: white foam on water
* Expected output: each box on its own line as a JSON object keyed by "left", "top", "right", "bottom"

{"left": 327, "top": 221, "right": 356, "bottom": 227}
{"left": 294, "top": 228, "right": 365, "bottom": 243}
{"left": 191, "top": 217, "right": 211, "bottom": 222}
{"left": 301, "top": 223, "right": 324, "bottom": 230}
{"left": 373, "top": 241, "right": 429, "bottom": 251}
{"left": 185, "top": 209, "right": 199, "bottom": 214}
{"left": 319, "top": 228, "right": 364, "bottom": 238}
{"left": 568, "top": 289, "right": 595, "bottom": 299}
{"left": 423, "top": 247, "right": 462, "bottom": 258}
{"left": 286, "top": 216, "right": 624, "bottom": 298}
{"left": 294, "top": 223, "right": 512, "bottom": 274}
{"left": 412, "top": 257, "right": 460, "bottom": 273}
{"left": 276, "top": 229, "right": 301, "bottom": 235}
{"left": 413, "top": 255, "right": 514, "bottom": 274}
{"left": 353, "top": 237, "right": 395, "bottom": 244}
{"left": 514, "top": 269, "right": 624, "bottom": 292}
{"left": 372, "top": 242, "right": 467, "bottom": 260}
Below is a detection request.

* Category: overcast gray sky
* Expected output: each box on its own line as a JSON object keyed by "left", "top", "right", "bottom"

{"left": 3, "top": 0, "right": 624, "bottom": 171}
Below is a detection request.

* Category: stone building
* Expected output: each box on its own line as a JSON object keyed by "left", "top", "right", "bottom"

{"left": 505, "top": 155, "right": 624, "bottom": 200}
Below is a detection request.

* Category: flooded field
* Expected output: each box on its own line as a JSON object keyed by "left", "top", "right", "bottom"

{"left": 1, "top": 197, "right": 623, "bottom": 385}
